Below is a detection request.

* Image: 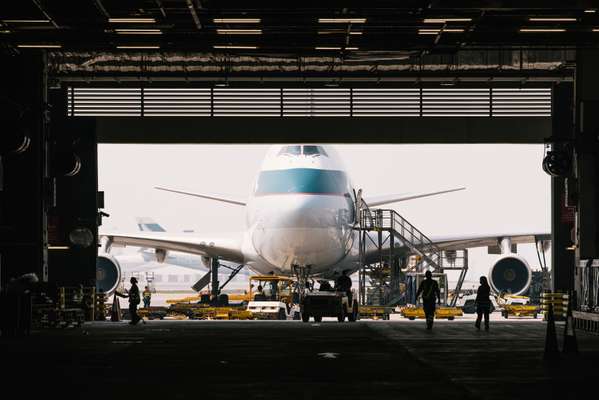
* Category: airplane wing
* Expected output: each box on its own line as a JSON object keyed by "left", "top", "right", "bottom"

{"left": 428, "top": 232, "right": 550, "bottom": 251}
{"left": 362, "top": 231, "right": 550, "bottom": 264}
{"left": 155, "top": 186, "right": 246, "bottom": 206}
{"left": 101, "top": 231, "right": 245, "bottom": 264}
{"left": 364, "top": 187, "right": 466, "bottom": 207}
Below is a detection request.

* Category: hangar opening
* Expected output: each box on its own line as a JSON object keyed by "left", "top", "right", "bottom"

{"left": 2, "top": 2, "right": 599, "bottom": 398}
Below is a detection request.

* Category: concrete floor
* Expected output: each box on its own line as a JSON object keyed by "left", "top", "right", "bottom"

{"left": 2, "top": 319, "right": 598, "bottom": 400}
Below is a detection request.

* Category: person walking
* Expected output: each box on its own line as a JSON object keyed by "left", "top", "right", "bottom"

{"left": 142, "top": 286, "right": 152, "bottom": 308}
{"left": 335, "top": 269, "right": 353, "bottom": 302}
{"left": 415, "top": 270, "right": 441, "bottom": 330}
{"left": 117, "top": 277, "right": 142, "bottom": 325}
{"left": 475, "top": 276, "right": 492, "bottom": 331}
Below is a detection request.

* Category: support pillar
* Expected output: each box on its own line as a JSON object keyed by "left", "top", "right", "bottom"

{"left": 211, "top": 258, "right": 220, "bottom": 298}
{"left": 0, "top": 53, "right": 48, "bottom": 286}
{"left": 574, "top": 49, "right": 599, "bottom": 310}
{"left": 551, "top": 82, "right": 576, "bottom": 291}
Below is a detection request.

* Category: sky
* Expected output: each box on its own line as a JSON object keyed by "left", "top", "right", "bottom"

{"left": 98, "top": 144, "right": 551, "bottom": 290}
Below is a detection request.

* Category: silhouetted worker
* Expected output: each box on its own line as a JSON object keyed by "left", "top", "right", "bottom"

{"left": 475, "top": 276, "right": 492, "bottom": 331}
{"left": 416, "top": 270, "right": 441, "bottom": 330}
{"left": 335, "top": 269, "right": 353, "bottom": 303}
{"left": 319, "top": 280, "right": 332, "bottom": 291}
{"left": 142, "top": 286, "right": 152, "bottom": 308}
{"left": 116, "top": 277, "right": 142, "bottom": 325}
{"left": 254, "top": 285, "right": 265, "bottom": 300}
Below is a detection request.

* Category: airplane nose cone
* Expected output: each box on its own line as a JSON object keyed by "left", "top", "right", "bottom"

{"left": 251, "top": 195, "right": 353, "bottom": 272}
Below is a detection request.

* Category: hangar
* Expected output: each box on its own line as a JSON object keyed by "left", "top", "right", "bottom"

{"left": 1, "top": 1, "right": 599, "bottom": 399}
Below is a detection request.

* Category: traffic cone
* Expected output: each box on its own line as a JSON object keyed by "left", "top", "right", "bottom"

{"left": 110, "top": 293, "right": 121, "bottom": 322}
{"left": 544, "top": 303, "right": 559, "bottom": 360}
{"left": 562, "top": 291, "right": 578, "bottom": 354}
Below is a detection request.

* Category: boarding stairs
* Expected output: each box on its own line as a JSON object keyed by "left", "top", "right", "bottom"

{"left": 359, "top": 208, "right": 443, "bottom": 272}
{"left": 357, "top": 208, "right": 468, "bottom": 307}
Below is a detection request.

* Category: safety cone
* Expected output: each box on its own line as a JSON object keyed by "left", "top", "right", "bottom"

{"left": 544, "top": 303, "right": 559, "bottom": 360}
{"left": 110, "top": 293, "right": 121, "bottom": 322}
{"left": 562, "top": 291, "right": 578, "bottom": 354}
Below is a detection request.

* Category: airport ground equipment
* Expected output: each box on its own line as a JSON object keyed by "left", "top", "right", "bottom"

{"left": 399, "top": 306, "right": 463, "bottom": 320}
{"left": 247, "top": 275, "right": 299, "bottom": 320}
{"left": 356, "top": 208, "right": 468, "bottom": 307}
{"left": 501, "top": 304, "right": 539, "bottom": 319}
{"left": 301, "top": 290, "right": 358, "bottom": 322}
{"left": 358, "top": 306, "right": 391, "bottom": 320}
{"left": 137, "top": 306, "right": 168, "bottom": 320}
{"left": 166, "top": 302, "right": 254, "bottom": 320}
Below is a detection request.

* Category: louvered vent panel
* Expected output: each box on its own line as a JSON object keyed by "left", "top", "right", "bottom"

{"left": 491, "top": 88, "right": 551, "bottom": 117}
{"left": 352, "top": 88, "right": 420, "bottom": 116}
{"left": 282, "top": 88, "right": 351, "bottom": 116}
{"left": 422, "top": 88, "right": 490, "bottom": 117}
{"left": 144, "top": 88, "right": 211, "bottom": 116}
{"left": 68, "top": 88, "right": 141, "bottom": 116}
{"left": 213, "top": 88, "right": 281, "bottom": 116}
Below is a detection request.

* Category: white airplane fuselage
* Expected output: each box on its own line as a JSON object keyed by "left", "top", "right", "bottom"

{"left": 240, "top": 145, "right": 362, "bottom": 277}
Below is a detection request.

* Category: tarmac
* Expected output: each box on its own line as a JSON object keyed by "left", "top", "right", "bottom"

{"left": 2, "top": 318, "right": 598, "bottom": 400}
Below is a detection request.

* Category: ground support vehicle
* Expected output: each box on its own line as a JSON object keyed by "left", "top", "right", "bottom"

{"left": 400, "top": 306, "right": 463, "bottom": 320}
{"left": 246, "top": 275, "right": 299, "bottom": 320}
{"left": 301, "top": 290, "right": 359, "bottom": 322}
{"left": 137, "top": 306, "right": 168, "bottom": 320}
{"left": 501, "top": 304, "right": 539, "bottom": 319}
{"left": 359, "top": 306, "right": 391, "bottom": 320}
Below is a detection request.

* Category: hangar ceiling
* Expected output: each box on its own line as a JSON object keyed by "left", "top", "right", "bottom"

{"left": 1, "top": 1, "right": 594, "bottom": 82}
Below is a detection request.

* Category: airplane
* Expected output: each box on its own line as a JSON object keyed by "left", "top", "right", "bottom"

{"left": 100, "top": 144, "right": 550, "bottom": 297}
{"left": 99, "top": 217, "right": 248, "bottom": 293}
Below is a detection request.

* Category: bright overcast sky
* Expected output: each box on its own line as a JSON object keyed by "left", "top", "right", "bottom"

{"left": 98, "top": 144, "right": 550, "bottom": 288}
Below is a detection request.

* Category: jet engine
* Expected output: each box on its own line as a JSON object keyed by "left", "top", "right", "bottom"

{"left": 488, "top": 254, "right": 532, "bottom": 296}
{"left": 96, "top": 254, "right": 122, "bottom": 294}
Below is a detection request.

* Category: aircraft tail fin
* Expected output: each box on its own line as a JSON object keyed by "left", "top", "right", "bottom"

{"left": 136, "top": 217, "right": 166, "bottom": 232}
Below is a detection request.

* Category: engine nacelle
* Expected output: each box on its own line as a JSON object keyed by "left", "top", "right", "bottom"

{"left": 96, "top": 254, "right": 122, "bottom": 294}
{"left": 155, "top": 248, "right": 167, "bottom": 263}
{"left": 488, "top": 254, "right": 532, "bottom": 296}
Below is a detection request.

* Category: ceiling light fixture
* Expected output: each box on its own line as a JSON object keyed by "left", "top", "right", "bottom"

{"left": 418, "top": 28, "right": 464, "bottom": 34}
{"left": 318, "top": 30, "right": 363, "bottom": 35}
{"left": 318, "top": 18, "right": 367, "bottom": 24}
{"left": 216, "top": 29, "right": 262, "bottom": 34}
{"left": 2, "top": 19, "right": 50, "bottom": 24}
{"left": 213, "top": 45, "right": 258, "bottom": 49}
{"left": 315, "top": 46, "right": 358, "bottom": 50}
{"left": 213, "top": 18, "right": 261, "bottom": 23}
{"left": 519, "top": 28, "right": 566, "bottom": 32}
{"left": 528, "top": 17, "right": 577, "bottom": 22}
{"left": 116, "top": 45, "right": 160, "bottom": 49}
{"left": 585, "top": 9, "right": 597, "bottom": 13}
{"left": 115, "top": 29, "right": 162, "bottom": 34}
{"left": 593, "top": 28, "right": 599, "bottom": 31}
{"left": 17, "top": 44, "right": 62, "bottom": 48}
{"left": 423, "top": 18, "right": 472, "bottom": 23}
{"left": 109, "top": 18, "right": 156, "bottom": 23}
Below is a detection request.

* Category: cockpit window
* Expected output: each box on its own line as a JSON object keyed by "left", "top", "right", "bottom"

{"left": 278, "top": 145, "right": 302, "bottom": 156}
{"left": 256, "top": 168, "right": 348, "bottom": 195}
{"left": 303, "top": 145, "right": 328, "bottom": 157}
